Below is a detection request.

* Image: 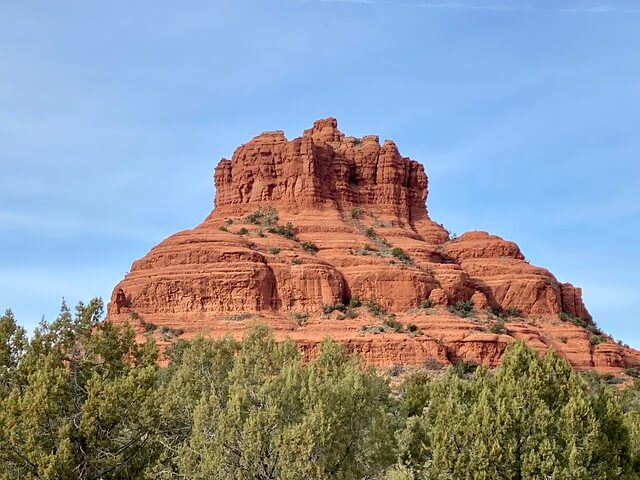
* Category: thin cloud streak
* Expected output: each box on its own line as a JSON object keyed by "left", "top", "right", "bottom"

{"left": 414, "top": 2, "right": 530, "bottom": 11}
{"left": 560, "top": 5, "right": 640, "bottom": 14}
{"left": 311, "top": 0, "right": 530, "bottom": 9}
{"left": 308, "top": 0, "right": 640, "bottom": 14}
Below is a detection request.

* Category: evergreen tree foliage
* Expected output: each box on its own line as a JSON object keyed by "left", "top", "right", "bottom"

{"left": 0, "top": 299, "right": 160, "bottom": 480}
{"left": 1, "top": 302, "right": 639, "bottom": 479}
{"left": 394, "top": 342, "right": 636, "bottom": 479}
{"left": 176, "top": 326, "right": 395, "bottom": 479}
{"left": 0, "top": 309, "right": 28, "bottom": 393}
{"left": 621, "top": 380, "right": 640, "bottom": 473}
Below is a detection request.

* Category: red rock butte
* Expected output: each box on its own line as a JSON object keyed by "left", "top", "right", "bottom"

{"left": 108, "top": 118, "right": 639, "bottom": 374}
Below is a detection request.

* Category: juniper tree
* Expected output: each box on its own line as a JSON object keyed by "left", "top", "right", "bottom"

{"left": 0, "top": 299, "right": 160, "bottom": 480}
{"left": 177, "top": 325, "right": 396, "bottom": 480}
{"left": 0, "top": 309, "right": 28, "bottom": 394}
{"left": 392, "top": 342, "right": 635, "bottom": 480}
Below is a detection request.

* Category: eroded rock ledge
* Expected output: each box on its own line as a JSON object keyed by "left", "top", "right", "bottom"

{"left": 107, "top": 118, "right": 639, "bottom": 374}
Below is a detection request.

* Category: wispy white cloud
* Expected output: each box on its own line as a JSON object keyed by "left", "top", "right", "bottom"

{"left": 306, "top": 0, "right": 640, "bottom": 14}
{"left": 316, "top": 0, "right": 377, "bottom": 3}
{"left": 309, "top": 0, "right": 530, "bottom": 8}
{"left": 560, "top": 5, "right": 640, "bottom": 14}
{"left": 414, "top": 2, "right": 530, "bottom": 11}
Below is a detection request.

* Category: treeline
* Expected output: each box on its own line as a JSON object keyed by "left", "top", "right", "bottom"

{"left": 0, "top": 299, "right": 639, "bottom": 479}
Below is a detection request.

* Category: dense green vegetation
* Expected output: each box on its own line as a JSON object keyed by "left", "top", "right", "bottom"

{"left": 1, "top": 300, "right": 639, "bottom": 479}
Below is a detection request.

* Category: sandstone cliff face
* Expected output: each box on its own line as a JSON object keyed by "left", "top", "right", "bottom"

{"left": 213, "top": 118, "right": 428, "bottom": 220}
{"left": 107, "top": 118, "right": 639, "bottom": 375}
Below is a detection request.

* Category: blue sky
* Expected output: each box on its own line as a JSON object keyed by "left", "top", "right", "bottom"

{"left": 1, "top": 1, "right": 639, "bottom": 346}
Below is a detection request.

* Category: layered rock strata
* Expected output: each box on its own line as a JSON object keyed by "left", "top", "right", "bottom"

{"left": 107, "top": 118, "right": 639, "bottom": 374}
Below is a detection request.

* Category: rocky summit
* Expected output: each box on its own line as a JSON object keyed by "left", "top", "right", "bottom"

{"left": 107, "top": 118, "right": 639, "bottom": 374}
